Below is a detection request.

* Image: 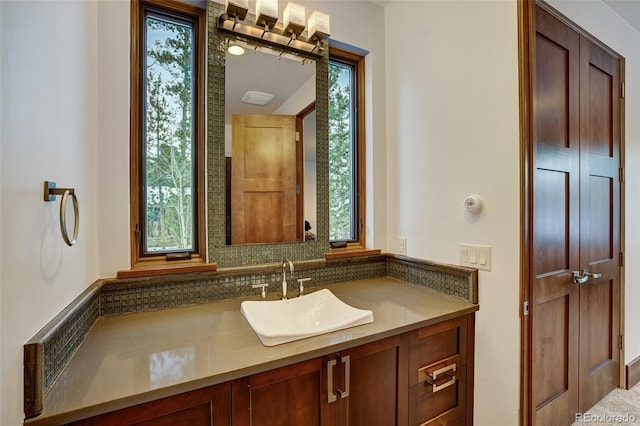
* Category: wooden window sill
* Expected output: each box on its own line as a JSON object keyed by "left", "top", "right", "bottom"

{"left": 325, "top": 247, "right": 381, "bottom": 260}
{"left": 117, "top": 259, "right": 217, "bottom": 279}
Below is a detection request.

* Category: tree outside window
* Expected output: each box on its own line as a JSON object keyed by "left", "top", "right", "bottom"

{"left": 143, "top": 14, "right": 196, "bottom": 253}
{"left": 328, "top": 59, "right": 357, "bottom": 242}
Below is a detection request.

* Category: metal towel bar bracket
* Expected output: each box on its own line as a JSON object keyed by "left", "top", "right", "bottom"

{"left": 43, "top": 181, "right": 79, "bottom": 246}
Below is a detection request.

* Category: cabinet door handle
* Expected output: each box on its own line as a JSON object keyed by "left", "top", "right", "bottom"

{"left": 337, "top": 355, "right": 350, "bottom": 398}
{"left": 327, "top": 359, "right": 337, "bottom": 403}
{"left": 429, "top": 363, "right": 456, "bottom": 381}
{"left": 419, "top": 363, "right": 457, "bottom": 393}
{"left": 431, "top": 374, "right": 456, "bottom": 393}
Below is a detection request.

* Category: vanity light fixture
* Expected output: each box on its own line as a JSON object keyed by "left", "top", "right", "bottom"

{"left": 241, "top": 90, "right": 274, "bottom": 106}
{"left": 218, "top": 2, "right": 330, "bottom": 56}
{"left": 225, "top": 0, "right": 248, "bottom": 20}
{"left": 256, "top": 0, "right": 278, "bottom": 31}
{"left": 307, "top": 11, "right": 330, "bottom": 41}
{"left": 283, "top": 2, "right": 306, "bottom": 39}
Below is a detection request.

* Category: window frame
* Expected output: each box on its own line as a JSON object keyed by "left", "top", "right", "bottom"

{"left": 328, "top": 46, "right": 367, "bottom": 251}
{"left": 126, "top": 0, "right": 209, "bottom": 276}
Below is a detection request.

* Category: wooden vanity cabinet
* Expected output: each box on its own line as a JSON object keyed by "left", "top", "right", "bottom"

{"left": 68, "top": 382, "right": 231, "bottom": 426}
{"left": 408, "top": 315, "right": 474, "bottom": 426}
{"left": 231, "top": 335, "right": 408, "bottom": 426}
{"left": 67, "top": 314, "right": 474, "bottom": 426}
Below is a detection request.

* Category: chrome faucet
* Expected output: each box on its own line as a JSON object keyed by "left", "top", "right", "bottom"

{"left": 281, "top": 259, "right": 295, "bottom": 299}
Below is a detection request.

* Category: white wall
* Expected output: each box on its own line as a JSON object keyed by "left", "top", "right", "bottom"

{"left": 385, "top": 1, "right": 640, "bottom": 425}
{"left": 546, "top": 0, "right": 640, "bottom": 370}
{"left": 96, "top": 0, "right": 130, "bottom": 278}
{"left": 0, "top": 1, "right": 99, "bottom": 424}
{"left": 273, "top": 73, "right": 315, "bottom": 116}
{"left": 384, "top": 1, "right": 521, "bottom": 425}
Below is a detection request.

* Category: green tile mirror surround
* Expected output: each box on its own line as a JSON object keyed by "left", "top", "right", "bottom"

{"left": 207, "top": 2, "right": 330, "bottom": 267}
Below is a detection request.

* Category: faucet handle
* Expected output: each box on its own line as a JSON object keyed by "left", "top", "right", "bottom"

{"left": 297, "top": 278, "right": 311, "bottom": 296}
{"left": 251, "top": 283, "right": 269, "bottom": 300}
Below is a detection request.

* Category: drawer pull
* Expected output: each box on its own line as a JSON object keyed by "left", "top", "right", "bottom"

{"left": 429, "top": 363, "right": 456, "bottom": 380}
{"left": 337, "top": 355, "right": 350, "bottom": 398}
{"left": 419, "top": 363, "right": 457, "bottom": 393}
{"left": 327, "top": 359, "right": 337, "bottom": 403}
{"left": 430, "top": 375, "right": 456, "bottom": 393}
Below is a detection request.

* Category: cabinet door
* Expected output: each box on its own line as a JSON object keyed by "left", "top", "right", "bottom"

{"left": 334, "top": 335, "right": 409, "bottom": 426}
{"left": 69, "top": 383, "right": 231, "bottom": 426}
{"left": 232, "top": 357, "right": 333, "bottom": 426}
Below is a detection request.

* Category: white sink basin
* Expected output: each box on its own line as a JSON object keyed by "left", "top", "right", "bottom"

{"left": 240, "top": 289, "right": 374, "bottom": 346}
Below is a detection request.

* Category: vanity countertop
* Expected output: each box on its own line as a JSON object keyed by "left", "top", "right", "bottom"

{"left": 26, "top": 277, "right": 478, "bottom": 425}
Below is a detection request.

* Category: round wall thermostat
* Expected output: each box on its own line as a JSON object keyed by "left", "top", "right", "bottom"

{"left": 464, "top": 194, "right": 483, "bottom": 214}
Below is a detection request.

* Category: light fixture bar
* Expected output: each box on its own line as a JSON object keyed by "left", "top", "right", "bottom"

{"left": 217, "top": 2, "right": 329, "bottom": 57}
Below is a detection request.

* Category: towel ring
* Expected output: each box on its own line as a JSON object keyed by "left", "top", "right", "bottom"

{"left": 59, "top": 190, "right": 79, "bottom": 246}
{"left": 43, "top": 181, "right": 80, "bottom": 247}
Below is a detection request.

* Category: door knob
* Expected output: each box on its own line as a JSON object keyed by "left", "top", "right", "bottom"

{"left": 582, "top": 269, "right": 602, "bottom": 279}
{"left": 572, "top": 271, "right": 588, "bottom": 284}
{"left": 572, "top": 269, "right": 602, "bottom": 284}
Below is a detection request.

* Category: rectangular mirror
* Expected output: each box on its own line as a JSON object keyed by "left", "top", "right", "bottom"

{"left": 208, "top": 0, "right": 330, "bottom": 267}
{"left": 224, "top": 41, "right": 317, "bottom": 245}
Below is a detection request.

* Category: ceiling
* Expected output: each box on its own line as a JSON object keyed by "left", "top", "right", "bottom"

{"left": 225, "top": 45, "right": 315, "bottom": 124}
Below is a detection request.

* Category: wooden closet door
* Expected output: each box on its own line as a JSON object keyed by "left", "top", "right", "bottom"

{"left": 577, "top": 36, "right": 621, "bottom": 413}
{"left": 531, "top": 6, "right": 581, "bottom": 425}
{"left": 530, "top": 5, "right": 622, "bottom": 426}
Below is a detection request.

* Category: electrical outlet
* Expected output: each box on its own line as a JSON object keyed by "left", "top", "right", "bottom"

{"left": 398, "top": 237, "right": 407, "bottom": 255}
{"left": 459, "top": 243, "right": 491, "bottom": 271}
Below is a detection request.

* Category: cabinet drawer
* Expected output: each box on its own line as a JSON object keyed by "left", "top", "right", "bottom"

{"left": 409, "top": 364, "right": 467, "bottom": 426}
{"left": 409, "top": 316, "right": 468, "bottom": 387}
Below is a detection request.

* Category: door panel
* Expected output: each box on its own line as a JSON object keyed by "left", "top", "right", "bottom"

{"left": 231, "top": 357, "right": 332, "bottom": 426}
{"left": 336, "top": 335, "right": 408, "bottom": 426}
{"left": 534, "top": 35, "right": 572, "bottom": 149}
{"left": 582, "top": 281, "right": 613, "bottom": 373}
{"left": 578, "top": 35, "right": 620, "bottom": 413}
{"left": 533, "top": 169, "right": 572, "bottom": 276}
{"left": 532, "top": 7, "right": 581, "bottom": 425}
{"left": 533, "top": 295, "right": 571, "bottom": 409}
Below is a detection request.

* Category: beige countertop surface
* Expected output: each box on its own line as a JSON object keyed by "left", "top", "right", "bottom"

{"left": 26, "top": 277, "right": 478, "bottom": 425}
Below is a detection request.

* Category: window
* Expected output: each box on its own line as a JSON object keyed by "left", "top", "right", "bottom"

{"left": 328, "top": 47, "right": 365, "bottom": 247}
{"left": 129, "top": 0, "right": 206, "bottom": 271}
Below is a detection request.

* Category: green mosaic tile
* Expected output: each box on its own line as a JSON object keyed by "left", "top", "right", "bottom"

{"left": 42, "top": 291, "right": 99, "bottom": 394}
{"left": 387, "top": 258, "right": 474, "bottom": 302}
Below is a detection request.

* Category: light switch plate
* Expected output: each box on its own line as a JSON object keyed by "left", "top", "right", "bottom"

{"left": 398, "top": 237, "right": 407, "bottom": 255}
{"left": 459, "top": 243, "right": 491, "bottom": 271}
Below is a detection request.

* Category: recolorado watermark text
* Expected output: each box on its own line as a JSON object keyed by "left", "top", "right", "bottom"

{"left": 575, "top": 412, "right": 638, "bottom": 424}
